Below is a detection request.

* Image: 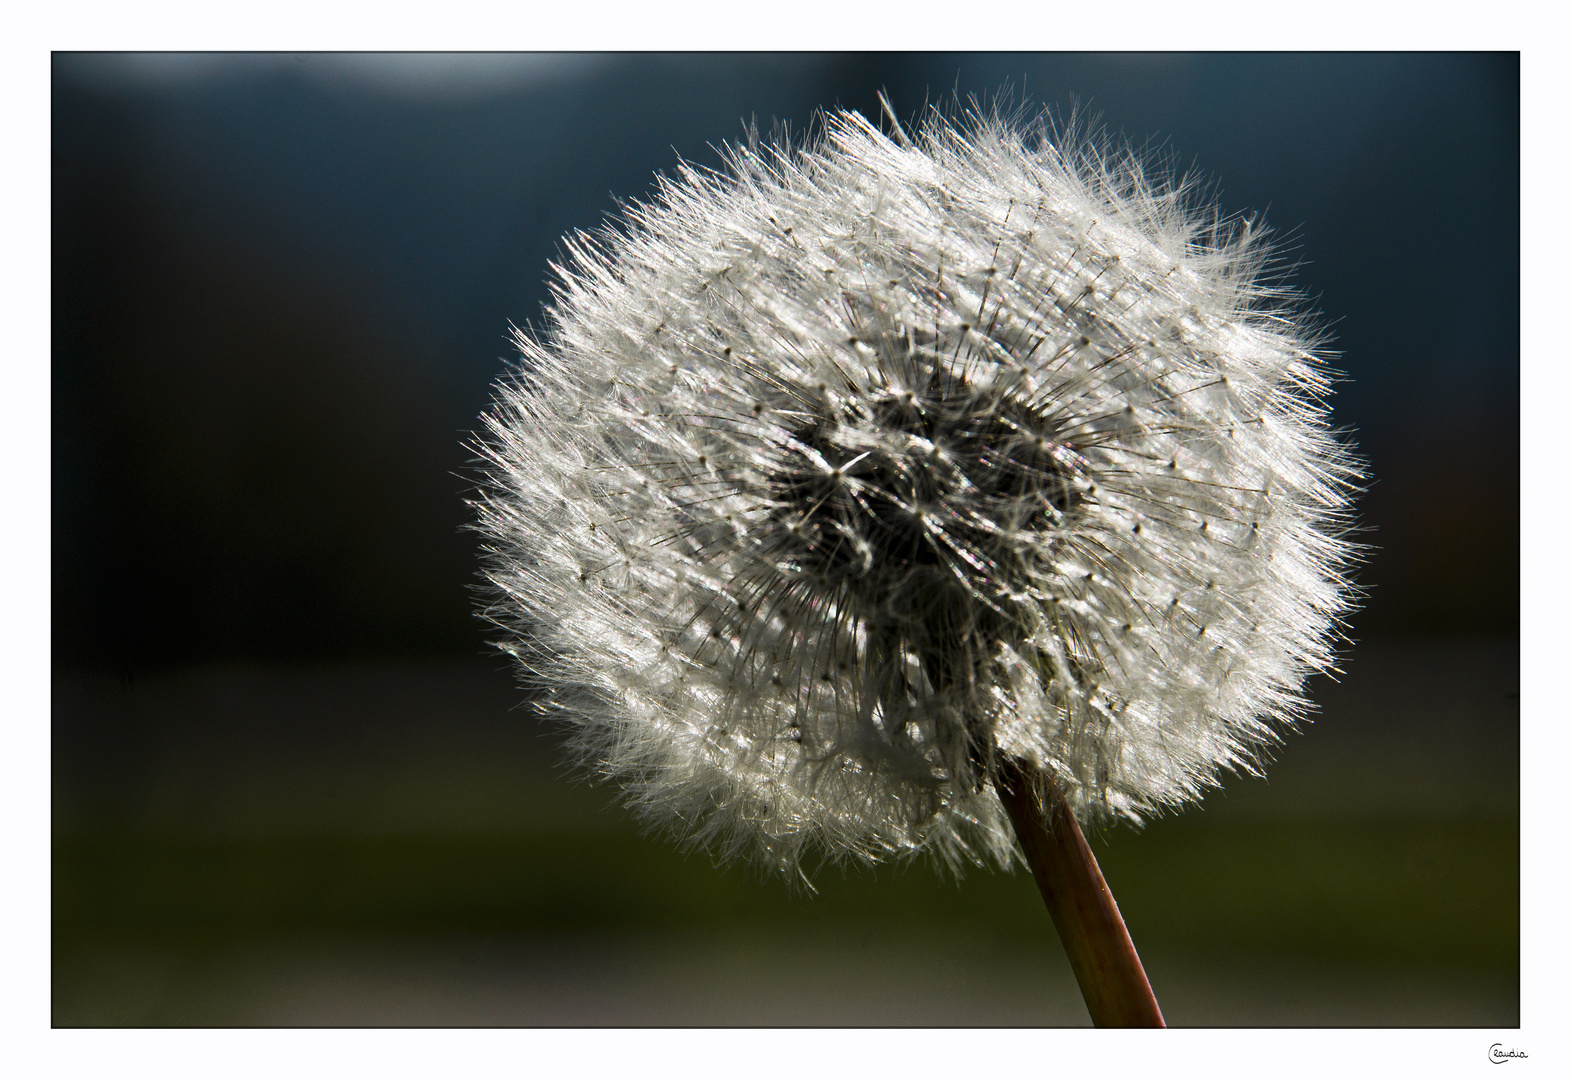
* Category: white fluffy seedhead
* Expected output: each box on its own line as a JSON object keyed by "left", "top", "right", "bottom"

{"left": 474, "top": 106, "right": 1359, "bottom": 877}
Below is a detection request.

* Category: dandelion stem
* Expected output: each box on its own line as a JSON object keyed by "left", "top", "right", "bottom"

{"left": 995, "top": 755, "right": 1165, "bottom": 1028}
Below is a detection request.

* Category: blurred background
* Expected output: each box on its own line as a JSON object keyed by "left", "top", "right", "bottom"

{"left": 53, "top": 53, "right": 1518, "bottom": 1026}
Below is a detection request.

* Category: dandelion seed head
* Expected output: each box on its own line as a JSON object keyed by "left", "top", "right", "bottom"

{"left": 474, "top": 106, "right": 1360, "bottom": 876}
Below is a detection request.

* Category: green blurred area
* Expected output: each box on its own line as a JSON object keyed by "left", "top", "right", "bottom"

{"left": 52, "top": 639, "right": 1518, "bottom": 1026}
{"left": 56, "top": 821, "right": 1518, "bottom": 969}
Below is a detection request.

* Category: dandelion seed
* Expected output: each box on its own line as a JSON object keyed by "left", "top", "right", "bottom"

{"left": 473, "top": 102, "right": 1359, "bottom": 1025}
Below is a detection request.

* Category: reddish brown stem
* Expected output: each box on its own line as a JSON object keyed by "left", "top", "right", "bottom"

{"left": 994, "top": 756, "right": 1165, "bottom": 1028}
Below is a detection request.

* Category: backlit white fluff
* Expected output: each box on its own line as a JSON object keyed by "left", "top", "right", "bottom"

{"left": 474, "top": 107, "right": 1359, "bottom": 876}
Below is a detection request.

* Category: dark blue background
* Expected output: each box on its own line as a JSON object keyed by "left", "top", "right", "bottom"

{"left": 53, "top": 53, "right": 1519, "bottom": 673}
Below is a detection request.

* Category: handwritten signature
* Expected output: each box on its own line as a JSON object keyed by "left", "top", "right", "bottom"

{"left": 1490, "top": 1044, "right": 1528, "bottom": 1064}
